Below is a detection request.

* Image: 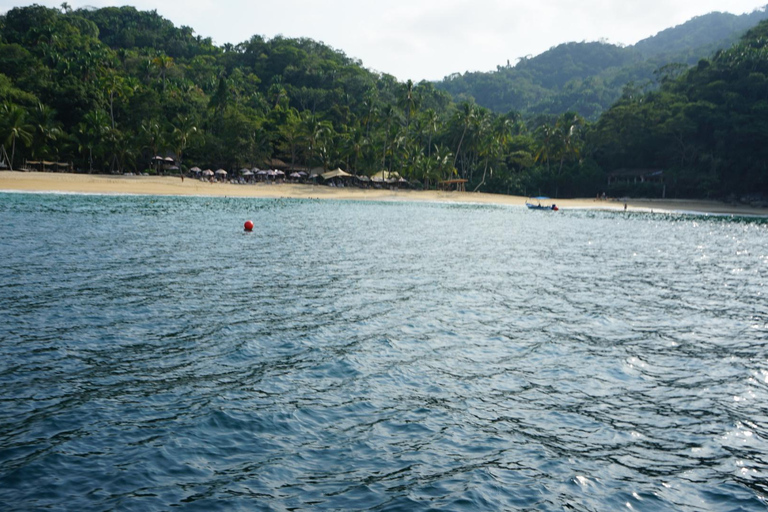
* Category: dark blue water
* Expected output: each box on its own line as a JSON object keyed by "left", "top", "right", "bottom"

{"left": 1, "top": 192, "right": 767, "bottom": 511}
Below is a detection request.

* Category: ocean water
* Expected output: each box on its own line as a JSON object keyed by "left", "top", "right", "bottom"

{"left": 1, "top": 192, "right": 767, "bottom": 511}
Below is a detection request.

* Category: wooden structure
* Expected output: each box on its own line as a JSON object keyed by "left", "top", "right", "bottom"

{"left": 25, "top": 161, "right": 73, "bottom": 172}
{"left": 607, "top": 169, "right": 664, "bottom": 184}
{"left": 264, "top": 158, "right": 288, "bottom": 170}
{"left": 438, "top": 179, "right": 468, "bottom": 192}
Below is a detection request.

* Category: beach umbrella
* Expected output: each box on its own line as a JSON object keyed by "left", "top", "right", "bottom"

{"left": 215, "top": 169, "right": 227, "bottom": 175}
{"left": 164, "top": 156, "right": 175, "bottom": 162}
{"left": 297, "top": 171, "right": 308, "bottom": 176}
{"left": 289, "top": 172, "right": 301, "bottom": 178}
{"left": 242, "top": 170, "right": 253, "bottom": 176}
{"left": 256, "top": 170, "right": 268, "bottom": 175}
{"left": 275, "top": 170, "right": 285, "bottom": 176}
{"left": 190, "top": 166, "right": 202, "bottom": 173}
{"left": 202, "top": 169, "right": 214, "bottom": 176}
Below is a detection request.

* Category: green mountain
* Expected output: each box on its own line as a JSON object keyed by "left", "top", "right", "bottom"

{"left": 435, "top": 7, "right": 768, "bottom": 119}
{"left": 2, "top": 4, "right": 767, "bottom": 200}
{"left": 591, "top": 20, "right": 768, "bottom": 198}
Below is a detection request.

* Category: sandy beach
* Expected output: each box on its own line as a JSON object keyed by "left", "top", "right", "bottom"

{"left": 1, "top": 171, "right": 766, "bottom": 216}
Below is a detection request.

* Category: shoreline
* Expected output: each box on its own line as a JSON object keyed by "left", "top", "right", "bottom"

{"left": 2, "top": 171, "right": 767, "bottom": 217}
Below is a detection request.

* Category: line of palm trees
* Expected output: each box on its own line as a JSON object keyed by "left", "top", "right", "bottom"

{"left": 2, "top": 82, "right": 585, "bottom": 193}
{"left": 0, "top": 100, "right": 199, "bottom": 174}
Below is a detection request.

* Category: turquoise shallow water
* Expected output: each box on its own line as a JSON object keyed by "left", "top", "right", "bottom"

{"left": 1, "top": 192, "right": 767, "bottom": 511}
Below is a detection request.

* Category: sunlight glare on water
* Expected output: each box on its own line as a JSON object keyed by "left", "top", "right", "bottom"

{"left": 0, "top": 192, "right": 767, "bottom": 510}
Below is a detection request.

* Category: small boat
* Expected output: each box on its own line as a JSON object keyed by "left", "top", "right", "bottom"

{"left": 526, "top": 197, "right": 559, "bottom": 211}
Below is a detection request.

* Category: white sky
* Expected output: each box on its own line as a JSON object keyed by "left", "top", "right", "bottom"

{"left": 1, "top": 0, "right": 764, "bottom": 81}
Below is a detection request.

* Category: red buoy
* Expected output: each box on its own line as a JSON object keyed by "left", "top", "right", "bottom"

{"left": 244, "top": 220, "right": 254, "bottom": 231}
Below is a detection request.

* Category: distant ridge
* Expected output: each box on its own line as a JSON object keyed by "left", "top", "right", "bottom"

{"left": 434, "top": 7, "right": 768, "bottom": 119}
{"left": 633, "top": 8, "right": 768, "bottom": 59}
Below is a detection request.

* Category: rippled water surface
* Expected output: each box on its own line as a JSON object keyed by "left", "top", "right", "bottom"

{"left": 1, "top": 192, "right": 768, "bottom": 511}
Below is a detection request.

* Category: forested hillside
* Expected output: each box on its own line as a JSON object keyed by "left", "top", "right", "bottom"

{"left": 1, "top": 4, "right": 767, "bottom": 200}
{"left": 436, "top": 8, "right": 768, "bottom": 120}
{"left": 591, "top": 20, "right": 768, "bottom": 199}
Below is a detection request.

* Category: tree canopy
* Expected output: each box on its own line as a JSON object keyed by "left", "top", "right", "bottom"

{"left": 435, "top": 8, "right": 768, "bottom": 121}
{"left": 1, "top": 4, "right": 767, "bottom": 200}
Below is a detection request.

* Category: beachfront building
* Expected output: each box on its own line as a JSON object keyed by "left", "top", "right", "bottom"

{"left": 23, "top": 161, "right": 73, "bottom": 172}
{"left": 607, "top": 168, "right": 664, "bottom": 185}
{"left": 608, "top": 168, "right": 666, "bottom": 198}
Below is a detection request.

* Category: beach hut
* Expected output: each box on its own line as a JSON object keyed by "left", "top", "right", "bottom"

{"left": 263, "top": 158, "right": 288, "bottom": 170}
{"left": 438, "top": 179, "right": 468, "bottom": 192}
{"left": 321, "top": 169, "right": 352, "bottom": 180}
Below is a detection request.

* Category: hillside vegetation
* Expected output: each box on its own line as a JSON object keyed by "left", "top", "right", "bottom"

{"left": 1, "top": 5, "right": 767, "bottom": 200}
{"left": 436, "top": 8, "right": 768, "bottom": 120}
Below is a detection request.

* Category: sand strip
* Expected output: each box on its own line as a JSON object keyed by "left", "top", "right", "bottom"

{"left": 1, "top": 171, "right": 766, "bottom": 216}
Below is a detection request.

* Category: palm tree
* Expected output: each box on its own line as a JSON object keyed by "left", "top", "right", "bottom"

{"left": 433, "top": 145, "right": 455, "bottom": 182}
{"left": 78, "top": 109, "right": 109, "bottom": 172}
{"left": 278, "top": 108, "right": 304, "bottom": 168}
{"left": 554, "top": 112, "right": 584, "bottom": 175}
{"left": 101, "top": 72, "right": 136, "bottom": 129}
{"left": 30, "top": 103, "right": 63, "bottom": 161}
{"left": 378, "top": 105, "right": 400, "bottom": 170}
{"left": 249, "top": 127, "right": 272, "bottom": 168}
{"left": 474, "top": 116, "right": 512, "bottom": 192}
{"left": 552, "top": 112, "right": 585, "bottom": 197}
{"left": 152, "top": 54, "right": 174, "bottom": 91}
{"left": 452, "top": 101, "right": 476, "bottom": 176}
{"left": 139, "top": 120, "right": 165, "bottom": 172}
{"left": 1, "top": 103, "right": 33, "bottom": 171}
{"left": 398, "top": 79, "right": 419, "bottom": 137}
{"left": 300, "top": 111, "right": 333, "bottom": 168}
{"left": 534, "top": 122, "right": 557, "bottom": 173}
{"left": 421, "top": 108, "right": 439, "bottom": 159}
{"left": 172, "top": 114, "right": 199, "bottom": 171}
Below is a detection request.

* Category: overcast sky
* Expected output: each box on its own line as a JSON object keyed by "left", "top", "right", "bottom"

{"left": 1, "top": 0, "right": 764, "bottom": 81}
